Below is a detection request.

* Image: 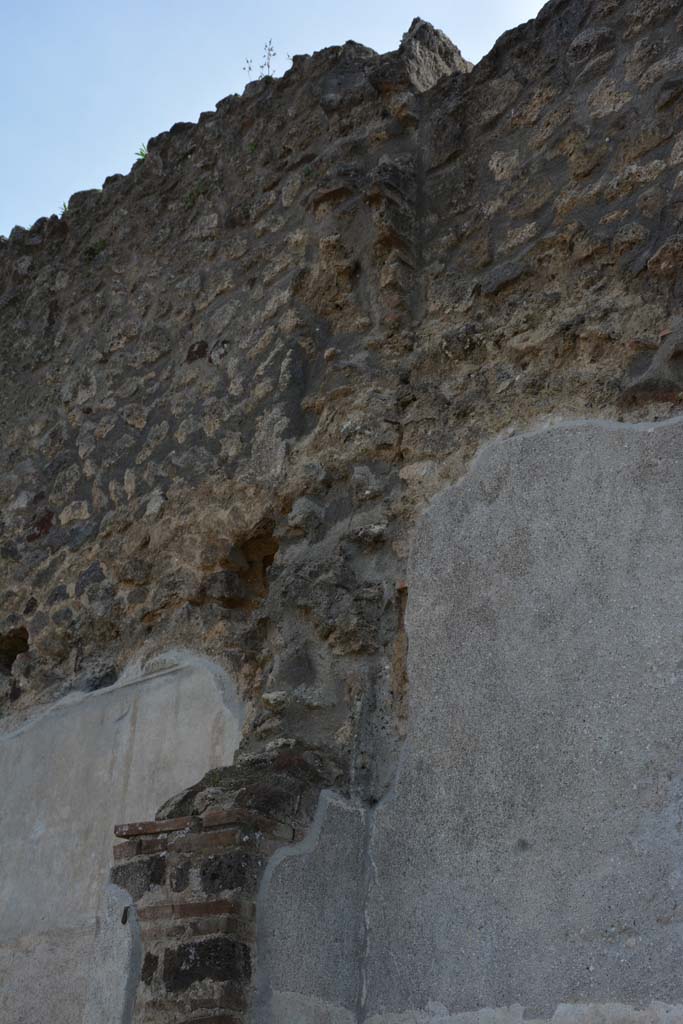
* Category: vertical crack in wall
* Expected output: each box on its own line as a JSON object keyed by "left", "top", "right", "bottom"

{"left": 355, "top": 582, "right": 411, "bottom": 1023}
{"left": 356, "top": 796, "right": 389, "bottom": 1024}
{"left": 351, "top": 74, "right": 426, "bottom": 1019}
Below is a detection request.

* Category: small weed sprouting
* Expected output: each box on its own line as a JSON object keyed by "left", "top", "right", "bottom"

{"left": 243, "top": 39, "right": 278, "bottom": 83}
{"left": 60, "top": 201, "right": 68, "bottom": 216}
{"left": 260, "top": 39, "right": 276, "bottom": 78}
{"left": 135, "top": 143, "right": 148, "bottom": 161}
{"left": 84, "top": 239, "right": 107, "bottom": 262}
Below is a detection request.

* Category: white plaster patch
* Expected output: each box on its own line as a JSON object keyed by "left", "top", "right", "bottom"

{"left": 0, "top": 649, "right": 244, "bottom": 1024}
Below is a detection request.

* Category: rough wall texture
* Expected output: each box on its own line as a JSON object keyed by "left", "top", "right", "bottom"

{"left": 1, "top": 0, "right": 683, "bottom": 1020}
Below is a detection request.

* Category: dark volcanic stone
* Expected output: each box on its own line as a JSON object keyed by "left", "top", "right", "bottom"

{"left": 162, "top": 936, "right": 251, "bottom": 992}
{"left": 199, "top": 851, "right": 263, "bottom": 895}
{"left": 111, "top": 855, "right": 166, "bottom": 900}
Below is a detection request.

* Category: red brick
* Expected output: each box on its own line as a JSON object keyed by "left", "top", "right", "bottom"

{"left": 200, "top": 807, "right": 294, "bottom": 839}
{"left": 148, "top": 915, "right": 255, "bottom": 943}
{"left": 137, "top": 897, "right": 255, "bottom": 923}
{"left": 114, "top": 815, "right": 199, "bottom": 838}
{"left": 168, "top": 828, "right": 241, "bottom": 853}
{"left": 112, "top": 840, "right": 140, "bottom": 861}
{"left": 137, "top": 903, "right": 175, "bottom": 922}
{"left": 178, "top": 1018, "right": 242, "bottom": 1024}
{"left": 139, "top": 835, "right": 168, "bottom": 855}
{"left": 178, "top": 901, "right": 254, "bottom": 925}
{"left": 189, "top": 916, "right": 255, "bottom": 943}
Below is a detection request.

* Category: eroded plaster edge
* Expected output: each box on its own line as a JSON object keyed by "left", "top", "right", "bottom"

{"left": 0, "top": 645, "right": 244, "bottom": 742}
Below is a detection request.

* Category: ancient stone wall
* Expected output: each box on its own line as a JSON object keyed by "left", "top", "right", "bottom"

{"left": 1, "top": 0, "right": 682, "bottom": 1020}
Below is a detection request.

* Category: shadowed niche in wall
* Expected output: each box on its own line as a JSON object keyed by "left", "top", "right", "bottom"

{"left": 0, "top": 626, "right": 28, "bottom": 700}
{"left": 194, "top": 523, "right": 279, "bottom": 611}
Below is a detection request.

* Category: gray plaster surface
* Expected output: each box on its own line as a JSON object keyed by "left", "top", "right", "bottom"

{"left": 254, "top": 791, "right": 367, "bottom": 1024}
{"left": 255, "top": 418, "right": 683, "bottom": 1024}
{"left": 82, "top": 884, "right": 142, "bottom": 1024}
{"left": 0, "top": 649, "right": 243, "bottom": 1024}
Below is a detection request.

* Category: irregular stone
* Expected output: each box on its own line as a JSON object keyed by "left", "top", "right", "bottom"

{"left": 162, "top": 935, "right": 251, "bottom": 992}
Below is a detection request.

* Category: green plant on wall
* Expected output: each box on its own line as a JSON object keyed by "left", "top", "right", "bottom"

{"left": 243, "top": 39, "right": 278, "bottom": 81}
{"left": 84, "top": 239, "right": 107, "bottom": 262}
{"left": 135, "top": 143, "right": 148, "bottom": 161}
{"left": 260, "top": 39, "right": 276, "bottom": 77}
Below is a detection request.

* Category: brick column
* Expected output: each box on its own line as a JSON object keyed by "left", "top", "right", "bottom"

{"left": 109, "top": 746, "right": 339, "bottom": 1022}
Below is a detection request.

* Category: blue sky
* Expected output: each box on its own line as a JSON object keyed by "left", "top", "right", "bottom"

{"left": 1, "top": 1, "right": 544, "bottom": 236}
